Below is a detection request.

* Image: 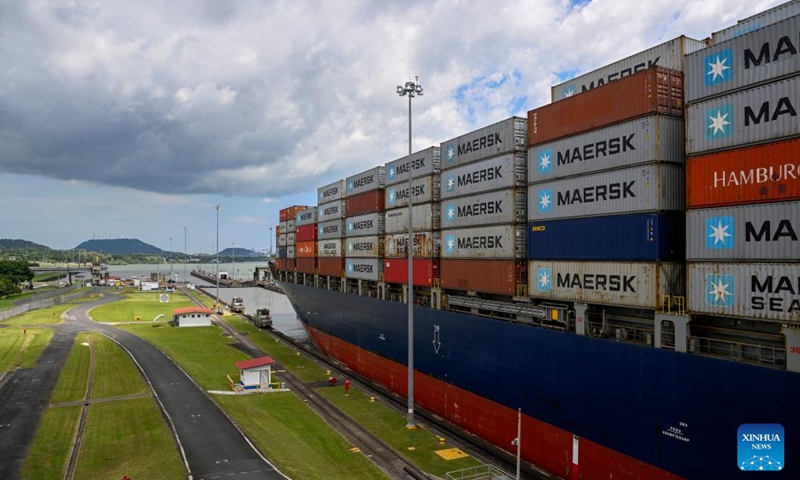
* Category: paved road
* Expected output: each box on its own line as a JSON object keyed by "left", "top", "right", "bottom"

{"left": 0, "top": 292, "right": 288, "bottom": 480}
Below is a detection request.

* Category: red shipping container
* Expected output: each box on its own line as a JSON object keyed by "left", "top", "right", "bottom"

{"left": 295, "top": 257, "right": 317, "bottom": 274}
{"left": 317, "top": 257, "right": 344, "bottom": 277}
{"left": 296, "top": 241, "right": 316, "bottom": 258}
{"left": 276, "top": 225, "right": 282, "bottom": 235}
{"left": 346, "top": 190, "right": 385, "bottom": 217}
{"left": 383, "top": 259, "right": 439, "bottom": 287}
{"left": 687, "top": 137, "right": 800, "bottom": 208}
{"left": 528, "top": 67, "right": 683, "bottom": 146}
{"left": 296, "top": 224, "right": 318, "bottom": 242}
{"left": 276, "top": 258, "right": 286, "bottom": 271}
{"left": 440, "top": 259, "right": 526, "bottom": 296}
{"left": 279, "top": 205, "right": 308, "bottom": 222}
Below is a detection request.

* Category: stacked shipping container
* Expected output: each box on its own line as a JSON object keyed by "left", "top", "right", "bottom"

{"left": 683, "top": 15, "right": 800, "bottom": 322}
{"left": 316, "top": 180, "right": 347, "bottom": 277}
{"left": 528, "top": 56, "right": 690, "bottom": 309}
{"left": 295, "top": 207, "right": 318, "bottom": 274}
{"left": 344, "top": 167, "right": 386, "bottom": 281}
{"left": 383, "top": 147, "right": 442, "bottom": 286}
{"left": 277, "top": 205, "right": 307, "bottom": 272}
{"left": 439, "top": 118, "right": 528, "bottom": 296}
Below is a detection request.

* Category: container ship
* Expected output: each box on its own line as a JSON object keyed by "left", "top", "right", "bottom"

{"left": 274, "top": 4, "right": 800, "bottom": 479}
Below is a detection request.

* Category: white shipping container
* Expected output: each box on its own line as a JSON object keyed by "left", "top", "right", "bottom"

{"left": 441, "top": 225, "right": 526, "bottom": 259}
{"left": 712, "top": 1, "right": 800, "bottom": 44}
{"left": 286, "top": 232, "right": 296, "bottom": 245}
{"left": 317, "top": 200, "right": 346, "bottom": 222}
{"left": 385, "top": 174, "right": 440, "bottom": 208}
{"left": 528, "top": 164, "right": 685, "bottom": 221}
{"left": 384, "top": 232, "right": 440, "bottom": 258}
{"left": 384, "top": 203, "right": 440, "bottom": 233}
{"left": 442, "top": 188, "right": 527, "bottom": 229}
{"left": 345, "top": 258, "right": 383, "bottom": 281}
{"left": 551, "top": 36, "right": 706, "bottom": 102}
{"left": 318, "top": 239, "right": 342, "bottom": 257}
{"left": 686, "top": 75, "right": 800, "bottom": 155}
{"left": 296, "top": 207, "right": 318, "bottom": 226}
{"left": 286, "top": 219, "right": 296, "bottom": 233}
{"left": 346, "top": 212, "right": 385, "bottom": 237}
{"left": 278, "top": 234, "right": 287, "bottom": 247}
{"left": 528, "top": 115, "right": 685, "bottom": 183}
{"left": 287, "top": 246, "right": 296, "bottom": 259}
{"left": 441, "top": 117, "right": 527, "bottom": 169}
{"left": 529, "top": 261, "right": 685, "bottom": 309}
{"left": 346, "top": 235, "right": 383, "bottom": 258}
{"left": 442, "top": 152, "right": 527, "bottom": 199}
{"left": 687, "top": 262, "right": 800, "bottom": 322}
{"left": 279, "top": 221, "right": 287, "bottom": 232}
{"left": 385, "top": 146, "right": 441, "bottom": 185}
{"left": 347, "top": 166, "right": 385, "bottom": 196}
{"left": 318, "top": 179, "right": 346, "bottom": 203}
{"left": 318, "top": 220, "right": 344, "bottom": 240}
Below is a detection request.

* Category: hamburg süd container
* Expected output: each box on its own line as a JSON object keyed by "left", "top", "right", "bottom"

{"left": 345, "top": 235, "right": 383, "bottom": 258}
{"left": 346, "top": 166, "right": 385, "bottom": 196}
{"left": 441, "top": 225, "right": 526, "bottom": 259}
{"left": 686, "top": 75, "right": 800, "bottom": 155}
{"left": 528, "top": 164, "right": 685, "bottom": 221}
{"left": 551, "top": 36, "right": 705, "bottom": 102}
{"left": 385, "top": 173, "right": 440, "bottom": 208}
{"left": 278, "top": 234, "right": 287, "bottom": 247}
{"left": 317, "top": 200, "right": 346, "bottom": 222}
{"left": 385, "top": 203, "right": 441, "bottom": 234}
{"left": 318, "top": 220, "right": 344, "bottom": 240}
{"left": 296, "top": 207, "right": 317, "bottom": 227}
{"left": 686, "top": 14, "right": 800, "bottom": 103}
{"left": 384, "top": 232, "right": 440, "bottom": 258}
{"left": 346, "top": 190, "right": 385, "bottom": 217}
{"left": 528, "top": 115, "right": 684, "bottom": 184}
{"left": 440, "top": 259, "right": 526, "bottom": 296}
{"left": 286, "top": 219, "right": 296, "bottom": 233}
{"left": 279, "top": 205, "right": 308, "bottom": 222}
{"left": 317, "top": 257, "right": 344, "bottom": 277}
{"left": 295, "top": 241, "right": 316, "bottom": 258}
{"left": 346, "top": 212, "right": 385, "bottom": 237}
{"left": 385, "top": 146, "right": 441, "bottom": 185}
{"left": 528, "top": 212, "right": 685, "bottom": 262}
{"left": 318, "top": 239, "right": 342, "bottom": 257}
{"left": 295, "top": 257, "right": 316, "bottom": 274}
{"left": 383, "top": 259, "right": 439, "bottom": 287}
{"left": 345, "top": 258, "right": 384, "bottom": 281}
{"left": 296, "top": 224, "right": 318, "bottom": 242}
{"left": 442, "top": 188, "right": 527, "bottom": 229}
{"left": 441, "top": 152, "right": 527, "bottom": 199}
{"left": 711, "top": 1, "right": 800, "bottom": 44}
{"left": 687, "top": 262, "right": 800, "bottom": 322}
{"left": 318, "top": 180, "right": 346, "bottom": 204}
{"left": 286, "top": 232, "right": 296, "bottom": 245}
{"left": 287, "top": 246, "right": 296, "bottom": 259}
{"left": 441, "top": 117, "right": 527, "bottom": 170}
{"left": 529, "top": 67, "right": 684, "bottom": 147}
{"left": 686, "top": 137, "right": 800, "bottom": 208}
{"left": 529, "top": 261, "right": 685, "bottom": 309}
{"left": 686, "top": 201, "right": 800, "bottom": 261}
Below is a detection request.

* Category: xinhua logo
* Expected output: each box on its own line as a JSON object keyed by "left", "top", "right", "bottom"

{"left": 705, "top": 49, "right": 733, "bottom": 87}
{"left": 537, "top": 268, "right": 552, "bottom": 292}
{"left": 706, "top": 274, "right": 735, "bottom": 307}
{"left": 537, "top": 189, "right": 553, "bottom": 213}
{"left": 445, "top": 235, "right": 456, "bottom": 254}
{"left": 738, "top": 424, "right": 784, "bottom": 472}
{"left": 388, "top": 166, "right": 396, "bottom": 179}
{"left": 706, "top": 104, "right": 734, "bottom": 140}
{"left": 537, "top": 149, "right": 553, "bottom": 174}
{"left": 706, "top": 216, "right": 734, "bottom": 249}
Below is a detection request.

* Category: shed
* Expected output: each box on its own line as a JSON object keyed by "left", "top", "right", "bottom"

{"left": 235, "top": 356, "right": 276, "bottom": 389}
{"left": 172, "top": 307, "right": 214, "bottom": 327}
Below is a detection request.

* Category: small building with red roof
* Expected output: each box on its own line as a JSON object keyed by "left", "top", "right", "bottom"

{"left": 172, "top": 306, "right": 214, "bottom": 327}
{"left": 235, "top": 356, "right": 276, "bottom": 389}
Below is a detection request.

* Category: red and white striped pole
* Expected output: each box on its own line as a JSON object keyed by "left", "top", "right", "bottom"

{"left": 570, "top": 434, "right": 580, "bottom": 480}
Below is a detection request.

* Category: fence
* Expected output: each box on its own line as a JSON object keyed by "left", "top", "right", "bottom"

{"left": 0, "top": 288, "right": 92, "bottom": 322}
{"left": 445, "top": 465, "right": 514, "bottom": 480}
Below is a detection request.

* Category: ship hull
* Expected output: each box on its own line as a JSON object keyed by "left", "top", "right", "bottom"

{"left": 280, "top": 281, "right": 800, "bottom": 479}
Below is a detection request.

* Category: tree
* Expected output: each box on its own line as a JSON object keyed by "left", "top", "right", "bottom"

{"left": 0, "top": 277, "right": 19, "bottom": 297}
{"left": 0, "top": 260, "right": 34, "bottom": 290}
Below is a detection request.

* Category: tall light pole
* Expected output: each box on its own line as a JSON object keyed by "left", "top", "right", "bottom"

{"left": 183, "top": 226, "right": 187, "bottom": 284}
{"left": 169, "top": 237, "right": 173, "bottom": 285}
{"left": 214, "top": 205, "right": 221, "bottom": 307}
{"left": 232, "top": 242, "right": 236, "bottom": 281}
{"left": 269, "top": 226, "right": 273, "bottom": 256}
{"left": 397, "top": 75, "right": 423, "bottom": 429}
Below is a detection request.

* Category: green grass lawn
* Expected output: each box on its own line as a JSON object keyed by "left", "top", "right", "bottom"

{"left": 317, "top": 386, "right": 483, "bottom": 477}
{"left": 50, "top": 333, "right": 92, "bottom": 403}
{"left": 89, "top": 291, "right": 194, "bottom": 323}
{"left": 20, "top": 405, "right": 81, "bottom": 480}
{"left": 73, "top": 398, "right": 186, "bottom": 480}
{"left": 184, "top": 287, "right": 217, "bottom": 308}
{"left": 116, "top": 323, "right": 249, "bottom": 390}
{"left": 0, "top": 304, "right": 66, "bottom": 326}
{"left": 215, "top": 393, "right": 387, "bottom": 480}
{"left": 0, "top": 289, "right": 55, "bottom": 310}
{"left": 0, "top": 327, "right": 54, "bottom": 371}
{"left": 91, "top": 333, "right": 148, "bottom": 398}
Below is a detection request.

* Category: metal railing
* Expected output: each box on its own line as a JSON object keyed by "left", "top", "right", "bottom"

{"left": 445, "top": 465, "right": 514, "bottom": 480}
{"left": 0, "top": 288, "right": 91, "bottom": 322}
{"left": 585, "top": 319, "right": 654, "bottom": 346}
{"left": 691, "top": 335, "right": 785, "bottom": 367}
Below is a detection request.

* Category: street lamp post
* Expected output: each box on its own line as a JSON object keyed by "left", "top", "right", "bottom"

{"left": 169, "top": 237, "right": 173, "bottom": 286}
{"left": 214, "top": 205, "right": 221, "bottom": 308}
{"left": 232, "top": 242, "right": 236, "bottom": 281}
{"left": 184, "top": 226, "right": 187, "bottom": 284}
{"left": 396, "top": 76, "right": 423, "bottom": 429}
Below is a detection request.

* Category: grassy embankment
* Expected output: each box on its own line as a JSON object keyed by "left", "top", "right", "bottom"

{"left": 89, "top": 291, "right": 194, "bottom": 323}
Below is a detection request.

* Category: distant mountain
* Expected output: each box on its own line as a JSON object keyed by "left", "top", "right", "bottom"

{"left": 218, "top": 247, "right": 260, "bottom": 257}
{"left": 0, "top": 239, "right": 52, "bottom": 251}
{"left": 75, "top": 238, "right": 163, "bottom": 255}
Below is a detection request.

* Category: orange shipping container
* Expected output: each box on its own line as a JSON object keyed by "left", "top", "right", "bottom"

{"left": 687, "top": 137, "right": 800, "bottom": 208}
{"left": 296, "top": 241, "right": 316, "bottom": 258}
{"left": 276, "top": 258, "right": 287, "bottom": 271}
{"left": 279, "top": 205, "right": 308, "bottom": 222}
{"left": 440, "top": 259, "right": 526, "bottom": 296}
{"left": 296, "top": 257, "right": 317, "bottom": 274}
{"left": 527, "top": 67, "right": 683, "bottom": 147}
{"left": 317, "top": 257, "right": 344, "bottom": 277}
{"left": 346, "top": 190, "right": 385, "bottom": 217}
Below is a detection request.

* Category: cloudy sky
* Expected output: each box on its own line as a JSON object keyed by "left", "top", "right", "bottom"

{"left": 0, "top": 0, "right": 786, "bottom": 253}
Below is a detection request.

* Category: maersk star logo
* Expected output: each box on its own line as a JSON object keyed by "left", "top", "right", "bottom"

{"left": 706, "top": 216, "right": 734, "bottom": 249}
{"left": 706, "top": 274, "right": 735, "bottom": 307}
{"left": 445, "top": 204, "right": 456, "bottom": 222}
{"left": 445, "top": 175, "right": 456, "bottom": 192}
{"left": 561, "top": 85, "right": 576, "bottom": 98}
{"left": 348, "top": 222, "right": 354, "bottom": 232}
{"left": 348, "top": 180, "right": 355, "bottom": 192}
{"left": 388, "top": 166, "right": 396, "bottom": 180}
{"left": 348, "top": 242, "right": 353, "bottom": 252}
{"left": 706, "top": 105, "right": 734, "bottom": 140}
{"left": 388, "top": 189, "right": 396, "bottom": 205}
{"left": 319, "top": 225, "right": 324, "bottom": 235}
{"left": 445, "top": 144, "right": 456, "bottom": 163}
{"left": 445, "top": 235, "right": 456, "bottom": 254}
{"left": 537, "top": 149, "right": 553, "bottom": 174}
{"left": 538, "top": 189, "right": 553, "bottom": 213}
{"left": 704, "top": 49, "right": 733, "bottom": 86}
{"left": 537, "top": 268, "right": 552, "bottom": 292}
{"left": 347, "top": 262, "right": 354, "bottom": 273}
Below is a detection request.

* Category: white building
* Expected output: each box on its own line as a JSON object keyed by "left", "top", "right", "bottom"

{"left": 172, "top": 307, "right": 214, "bottom": 327}
{"left": 235, "top": 356, "right": 276, "bottom": 389}
{"left": 141, "top": 281, "right": 159, "bottom": 291}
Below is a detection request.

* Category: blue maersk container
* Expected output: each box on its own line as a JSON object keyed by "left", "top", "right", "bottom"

{"left": 277, "top": 246, "right": 288, "bottom": 259}
{"left": 527, "top": 212, "right": 684, "bottom": 261}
